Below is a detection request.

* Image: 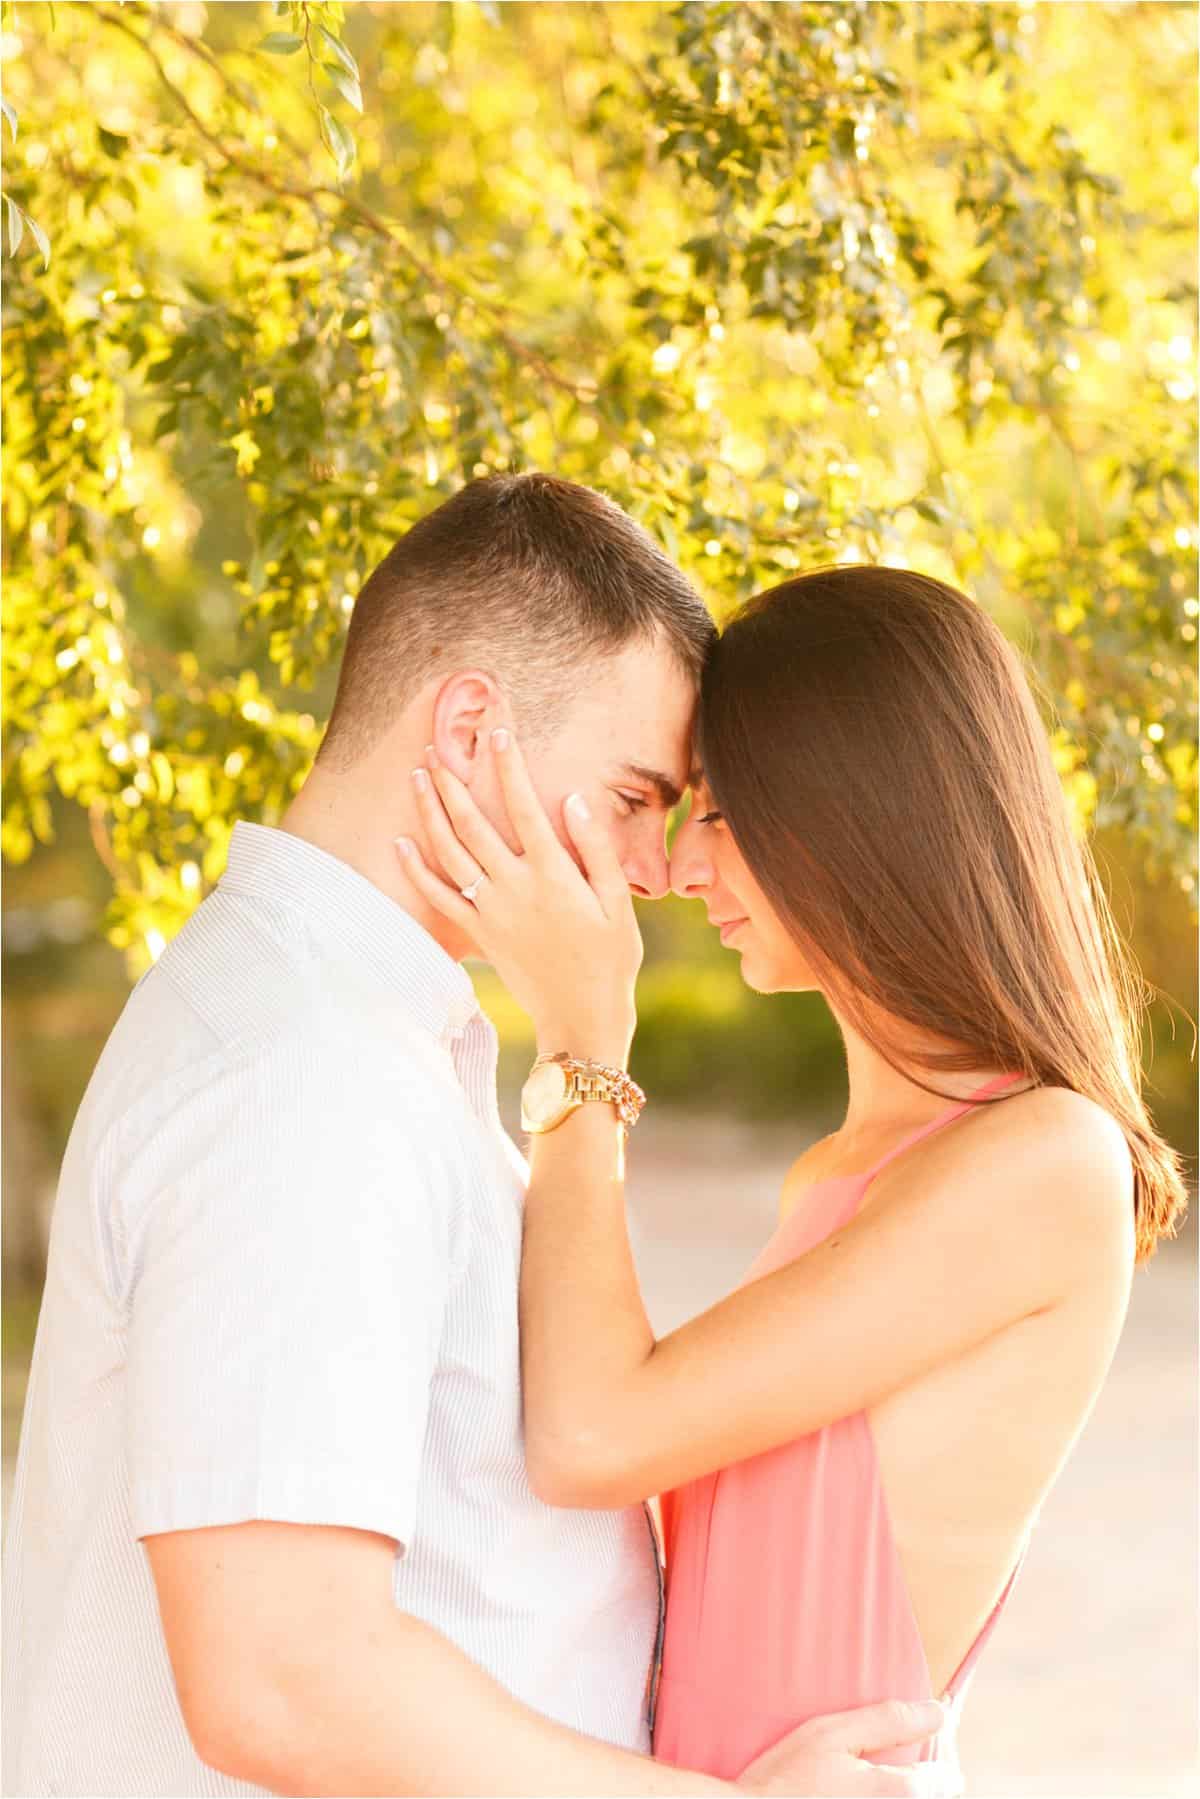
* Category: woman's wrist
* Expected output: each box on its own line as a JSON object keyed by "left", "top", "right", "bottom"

{"left": 533, "top": 1022, "right": 634, "bottom": 1070}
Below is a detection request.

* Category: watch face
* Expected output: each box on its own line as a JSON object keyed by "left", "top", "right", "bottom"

{"left": 521, "top": 1060, "right": 570, "bottom": 1129}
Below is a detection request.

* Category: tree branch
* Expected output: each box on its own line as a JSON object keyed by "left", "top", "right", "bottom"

{"left": 92, "top": 5, "right": 599, "bottom": 409}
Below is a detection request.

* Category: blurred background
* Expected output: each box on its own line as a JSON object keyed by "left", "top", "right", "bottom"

{"left": 2, "top": 2, "right": 1196, "bottom": 1793}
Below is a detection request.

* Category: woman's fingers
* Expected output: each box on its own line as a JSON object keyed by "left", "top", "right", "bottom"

{"left": 424, "top": 749, "right": 521, "bottom": 879}
{"left": 562, "top": 792, "right": 632, "bottom": 920}
{"left": 393, "top": 835, "right": 479, "bottom": 932}
{"left": 490, "top": 729, "right": 560, "bottom": 863}
{"left": 410, "top": 766, "right": 487, "bottom": 892}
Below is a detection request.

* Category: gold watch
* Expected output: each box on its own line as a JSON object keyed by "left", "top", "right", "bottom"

{"left": 520, "top": 1052, "right": 646, "bottom": 1134}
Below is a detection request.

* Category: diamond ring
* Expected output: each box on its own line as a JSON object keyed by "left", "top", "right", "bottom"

{"left": 459, "top": 873, "right": 487, "bottom": 904}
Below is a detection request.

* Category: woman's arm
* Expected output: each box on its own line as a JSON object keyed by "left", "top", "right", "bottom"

{"left": 396, "top": 734, "right": 1133, "bottom": 1509}
{"left": 517, "top": 1081, "right": 1132, "bottom": 1507}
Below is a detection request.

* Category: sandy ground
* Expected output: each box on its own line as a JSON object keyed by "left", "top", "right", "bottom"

{"left": 626, "top": 1115, "right": 1199, "bottom": 1799}
{"left": 4, "top": 1111, "right": 1196, "bottom": 1797}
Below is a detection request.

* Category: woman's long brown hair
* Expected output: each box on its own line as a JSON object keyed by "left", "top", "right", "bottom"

{"left": 700, "top": 566, "right": 1187, "bottom": 1262}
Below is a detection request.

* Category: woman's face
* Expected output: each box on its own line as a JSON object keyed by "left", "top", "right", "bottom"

{"left": 669, "top": 780, "right": 819, "bottom": 994}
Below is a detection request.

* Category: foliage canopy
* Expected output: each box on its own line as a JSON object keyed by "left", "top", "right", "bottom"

{"left": 2, "top": 0, "right": 1196, "bottom": 969}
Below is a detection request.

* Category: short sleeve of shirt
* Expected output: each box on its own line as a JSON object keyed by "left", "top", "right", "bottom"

{"left": 124, "top": 1028, "right": 467, "bottom": 1553}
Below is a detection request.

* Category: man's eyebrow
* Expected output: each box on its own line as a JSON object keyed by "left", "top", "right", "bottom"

{"left": 618, "top": 762, "right": 686, "bottom": 808}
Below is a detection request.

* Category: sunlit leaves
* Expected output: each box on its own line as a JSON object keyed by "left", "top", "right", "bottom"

{"left": 317, "top": 23, "right": 358, "bottom": 78}
{"left": 254, "top": 0, "right": 361, "bottom": 176}
{"left": 2, "top": 193, "right": 48, "bottom": 266}
{"left": 1, "top": 0, "right": 1196, "bottom": 977}
{"left": 320, "top": 107, "right": 355, "bottom": 177}
{"left": 256, "top": 33, "right": 305, "bottom": 55}
{"left": 4, "top": 195, "right": 23, "bottom": 256}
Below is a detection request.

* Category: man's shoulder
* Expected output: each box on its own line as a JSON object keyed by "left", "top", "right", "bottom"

{"left": 144, "top": 886, "right": 440, "bottom": 1063}
{"left": 136, "top": 995, "right": 461, "bottom": 1129}
{"left": 146, "top": 881, "right": 342, "bottom": 1046}
{"left": 98, "top": 952, "right": 465, "bottom": 1160}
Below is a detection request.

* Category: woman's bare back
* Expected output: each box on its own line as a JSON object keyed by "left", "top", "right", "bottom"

{"left": 781, "top": 1084, "right": 1134, "bottom": 1696}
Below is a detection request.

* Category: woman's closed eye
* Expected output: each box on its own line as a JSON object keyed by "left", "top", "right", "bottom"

{"left": 613, "top": 790, "right": 651, "bottom": 815}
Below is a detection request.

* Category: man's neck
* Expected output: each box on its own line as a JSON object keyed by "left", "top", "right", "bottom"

{"left": 279, "top": 764, "right": 471, "bottom": 963}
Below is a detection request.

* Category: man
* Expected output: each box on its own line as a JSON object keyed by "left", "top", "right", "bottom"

{"left": 3, "top": 475, "right": 944, "bottom": 1796}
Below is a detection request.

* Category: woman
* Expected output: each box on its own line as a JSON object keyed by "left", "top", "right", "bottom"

{"left": 395, "top": 566, "right": 1186, "bottom": 1782}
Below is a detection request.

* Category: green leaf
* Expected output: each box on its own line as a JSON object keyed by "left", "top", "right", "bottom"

{"left": 322, "top": 108, "right": 356, "bottom": 178}
{"left": 24, "top": 210, "right": 49, "bottom": 269}
{"left": 97, "top": 126, "right": 129, "bottom": 158}
{"left": 317, "top": 23, "right": 359, "bottom": 79}
{"left": 435, "top": 1, "right": 456, "bottom": 53}
{"left": 0, "top": 95, "right": 16, "bottom": 142}
{"left": 321, "top": 62, "right": 363, "bottom": 114}
{"left": 5, "top": 195, "right": 23, "bottom": 257}
{"left": 256, "top": 32, "right": 304, "bottom": 54}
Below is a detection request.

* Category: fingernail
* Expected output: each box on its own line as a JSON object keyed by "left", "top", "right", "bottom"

{"left": 424, "top": 742, "right": 440, "bottom": 768}
{"left": 566, "top": 792, "right": 590, "bottom": 821}
{"left": 491, "top": 727, "right": 510, "bottom": 751}
{"left": 394, "top": 836, "right": 413, "bottom": 857}
{"left": 411, "top": 767, "right": 429, "bottom": 792}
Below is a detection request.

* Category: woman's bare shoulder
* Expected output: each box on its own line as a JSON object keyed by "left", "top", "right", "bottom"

{"left": 976, "top": 1082, "right": 1132, "bottom": 1184}
{"left": 781, "top": 1130, "right": 842, "bottom": 1188}
{"left": 887, "top": 1083, "right": 1136, "bottom": 1290}
{"left": 777, "top": 1132, "right": 844, "bottom": 1219}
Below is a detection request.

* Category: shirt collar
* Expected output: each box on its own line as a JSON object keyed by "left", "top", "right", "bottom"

{"left": 219, "top": 821, "right": 480, "bottom": 1042}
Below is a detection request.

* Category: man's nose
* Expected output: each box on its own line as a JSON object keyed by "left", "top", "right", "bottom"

{"left": 624, "top": 837, "right": 672, "bottom": 902}
{"left": 669, "top": 819, "right": 712, "bottom": 899}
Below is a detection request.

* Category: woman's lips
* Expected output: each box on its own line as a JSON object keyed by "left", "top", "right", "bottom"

{"left": 718, "top": 918, "right": 748, "bottom": 945}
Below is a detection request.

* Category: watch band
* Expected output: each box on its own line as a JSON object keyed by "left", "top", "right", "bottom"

{"left": 532, "top": 1052, "right": 647, "bottom": 1131}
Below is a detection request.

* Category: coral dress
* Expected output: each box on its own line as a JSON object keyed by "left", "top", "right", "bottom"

{"left": 653, "top": 1075, "right": 1026, "bottom": 1781}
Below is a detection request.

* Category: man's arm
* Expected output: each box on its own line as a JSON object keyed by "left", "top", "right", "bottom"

{"left": 145, "top": 1521, "right": 944, "bottom": 1798}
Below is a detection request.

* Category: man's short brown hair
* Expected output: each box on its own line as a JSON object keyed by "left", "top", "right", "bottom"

{"left": 317, "top": 474, "right": 715, "bottom": 768}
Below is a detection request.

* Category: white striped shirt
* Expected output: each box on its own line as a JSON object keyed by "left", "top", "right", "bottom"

{"left": 2, "top": 822, "right": 661, "bottom": 1798}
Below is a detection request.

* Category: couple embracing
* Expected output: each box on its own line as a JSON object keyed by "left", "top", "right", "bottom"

{"left": 3, "top": 474, "right": 1184, "bottom": 1797}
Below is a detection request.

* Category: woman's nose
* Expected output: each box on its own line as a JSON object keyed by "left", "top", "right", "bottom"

{"left": 669, "top": 818, "right": 713, "bottom": 900}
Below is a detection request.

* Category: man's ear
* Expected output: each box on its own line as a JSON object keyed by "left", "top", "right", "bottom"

{"left": 429, "top": 671, "right": 507, "bottom": 783}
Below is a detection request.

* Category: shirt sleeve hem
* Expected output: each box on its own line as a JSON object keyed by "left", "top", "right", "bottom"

{"left": 131, "top": 1467, "right": 416, "bottom": 1555}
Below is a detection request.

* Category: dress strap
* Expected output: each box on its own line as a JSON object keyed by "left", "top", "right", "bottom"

{"left": 862, "top": 1071, "right": 1027, "bottom": 1183}
{"left": 943, "top": 1543, "right": 1028, "bottom": 1700}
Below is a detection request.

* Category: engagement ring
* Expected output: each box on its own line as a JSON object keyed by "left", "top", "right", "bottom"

{"left": 460, "top": 874, "right": 487, "bottom": 903}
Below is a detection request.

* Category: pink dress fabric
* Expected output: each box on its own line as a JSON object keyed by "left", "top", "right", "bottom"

{"left": 653, "top": 1074, "right": 1027, "bottom": 1781}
